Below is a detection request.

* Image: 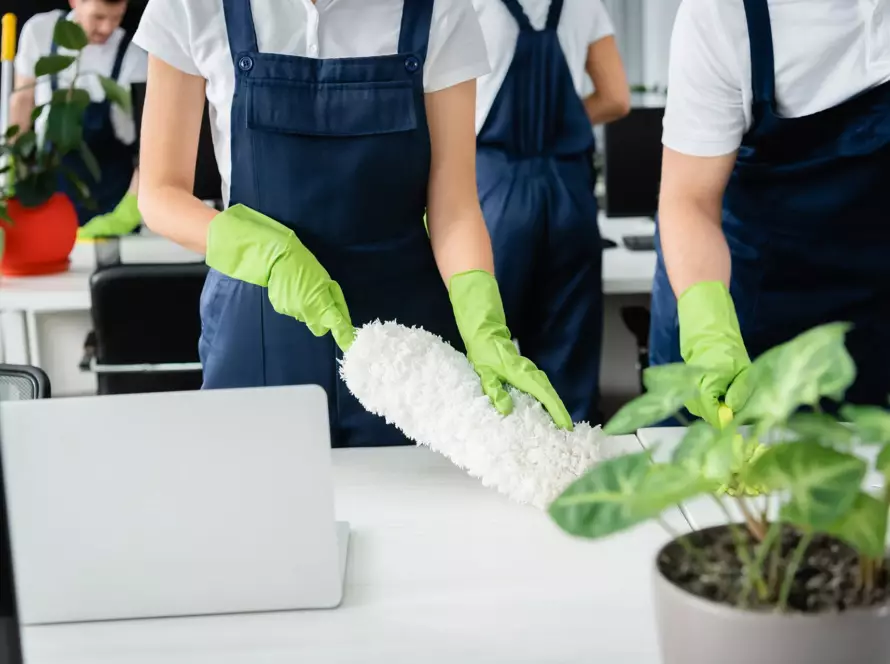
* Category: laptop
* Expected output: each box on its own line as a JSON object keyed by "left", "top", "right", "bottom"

{"left": 0, "top": 385, "right": 349, "bottom": 625}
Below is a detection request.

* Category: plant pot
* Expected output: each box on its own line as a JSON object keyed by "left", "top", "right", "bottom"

{"left": 1, "top": 194, "right": 78, "bottom": 276}
{"left": 653, "top": 527, "right": 890, "bottom": 664}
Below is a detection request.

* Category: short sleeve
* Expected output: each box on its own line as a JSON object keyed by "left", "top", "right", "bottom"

{"left": 120, "top": 43, "right": 149, "bottom": 85}
{"left": 14, "top": 15, "right": 45, "bottom": 78}
{"left": 133, "top": 0, "right": 202, "bottom": 76}
{"left": 589, "top": 0, "right": 615, "bottom": 44}
{"left": 425, "top": 0, "right": 492, "bottom": 93}
{"left": 661, "top": 0, "right": 746, "bottom": 157}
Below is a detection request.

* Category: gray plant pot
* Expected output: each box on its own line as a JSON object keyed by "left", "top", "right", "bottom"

{"left": 653, "top": 536, "right": 890, "bottom": 664}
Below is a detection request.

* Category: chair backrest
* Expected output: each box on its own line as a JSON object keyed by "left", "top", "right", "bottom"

{"left": 89, "top": 262, "right": 208, "bottom": 395}
{"left": 0, "top": 364, "right": 46, "bottom": 664}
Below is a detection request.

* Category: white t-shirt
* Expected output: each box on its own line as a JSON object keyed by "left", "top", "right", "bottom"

{"left": 663, "top": 0, "right": 890, "bottom": 157}
{"left": 14, "top": 10, "right": 148, "bottom": 145}
{"left": 133, "top": 0, "right": 491, "bottom": 205}
{"left": 472, "top": 0, "right": 614, "bottom": 133}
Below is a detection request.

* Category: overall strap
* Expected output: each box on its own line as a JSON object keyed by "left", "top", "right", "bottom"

{"left": 221, "top": 0, "right": 259, "bottom": 59}
{"left": 110, "top": 29, "right": 134, "bottom": 82}
{"left": 499, "top": 0, "right": 533, "bottom": 31}
{"left": 741, "top": 0, "right": 776, "bottom": 104}
{"left": 398, "top": 0, "right": 435, "bottom": 59}
{"left": 545, "top": 0, "right": 565, "bottom": 30}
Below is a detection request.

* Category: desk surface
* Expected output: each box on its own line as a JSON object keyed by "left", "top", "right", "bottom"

{"left": 0, "top": 218, "right": 656, "bottom": 312}
{"left": 21, "top": 439, "right": 680, "bottom": 664}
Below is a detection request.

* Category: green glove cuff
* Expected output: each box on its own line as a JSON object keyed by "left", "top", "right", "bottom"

{"left": 448, "top": 269, "right": 510, "bottom": 343}
{"left": 115, "top": 191, "right": 141, "bottom": 221}
{"left": 677, "top": 281, "right": 748, "bottom": 367}
{"left": 206, "top": 204, "right": 294, "bottom": 287}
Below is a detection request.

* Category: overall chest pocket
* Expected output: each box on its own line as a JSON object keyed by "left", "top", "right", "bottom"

{"left": 248, "top": 80, "right": 418, "bottom": 138}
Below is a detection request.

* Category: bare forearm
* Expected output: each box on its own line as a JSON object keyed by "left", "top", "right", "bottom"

{"left": 138, "top": 185, "right": 216, "bottom": 255}
{"left": 9, "top": 89, "right": 34, "bottom": 132}
{"left": 429, "top": 211, "right": 495, "bottom": 283}
{"left": 583, "top": 92, "right": 630, "bottom": 126}
{"left": 658, "top": 197, "right": 730, "bottom": 297}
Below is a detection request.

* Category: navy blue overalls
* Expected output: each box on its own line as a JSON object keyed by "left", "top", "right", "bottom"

{"left": 50, "top": 14, "right": 135, "bottom": 227}
{"left": 200, "top": 0, "right": 463, "bottom": 447}
{"left": 649, "top": 0, "right": 890, "bottom": 406}
{"left": 476, "top": 0, "right": 603, "bottom": 423}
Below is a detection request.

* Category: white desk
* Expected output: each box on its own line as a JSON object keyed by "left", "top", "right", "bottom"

{"left": 20, "top": 439, "right": 683, "bottom": 664}
{"left": 0, "top": 218, "right": 656, "bottom": 397}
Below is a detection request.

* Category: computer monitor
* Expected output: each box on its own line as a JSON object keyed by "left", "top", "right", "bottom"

{"left": 602, "top": 106, "right": 664, "bottom": 218}
{"left": 131, "top": 82, "right": 223, "bottom": 204}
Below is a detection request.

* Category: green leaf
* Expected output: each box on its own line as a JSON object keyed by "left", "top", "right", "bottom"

{"left": 672, "top": 421, "right": 735, "bottom": 482}
{"left": 748, "top": 442, "right": 866, "bottom": 529}
{"left": 785, "top": 412, "right": 855, "bottom": 448}
{"left": 876, "top": 443, "right": 890, "bottom": 478}
{"left": 62, "top": 167, "right": 91, "bottom": 205}
{"left": 736, "top": 323, "right": 856, "bottom": 427}
{"left": 785, "top": 492, "right": 888, "bottom": 559}
{"left": 79, "top": 143, "right": 101, "bottom": 183}
{"left": 13, "top": 131, "right": 38, "bottom": 159}
{"left": 45, "top": 102, "right": 84, "bottom": 153}
{"left": 34, "top": 54, "right": 77, "bottom": 78}
{"left": 14, "top": 170, "right": 57, "bottom": 208}
{"left": 604, "top": 364, "right": 700, "bottom": 435}
{"left": 53, "top": 20, "right": 89, "bottom": 51}
{"left": 841, "top": 405, "right": 890, "bottom": 445}
{"left": 0, "top": 204, "right": 10, "bottom": 224}
{"left": 4, "top": 125, "right": 19, "bottom": 140}
{"left": 52, "top": 88, "right": 91, "bottom": 111}
{"left": 549, "top": 452, "right": 712, "bottom": 539}
{"left": 30, "top": 104, "right": 46, "bottom": 124}
{"left": 98, "top": 76, "right": 132, "bottom": 113}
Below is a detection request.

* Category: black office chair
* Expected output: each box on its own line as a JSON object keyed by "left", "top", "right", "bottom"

{"left": 621, "top": 306, "right": 651, "bottom": 392}
{"left": 81, "top": 263, "right": 208, "bottom": 395}
{"left": 0, "top": 364, "right": 48, "bottom": 664}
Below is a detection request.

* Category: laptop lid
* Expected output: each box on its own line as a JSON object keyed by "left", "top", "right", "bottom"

{"left": 0, "top": 385, "right": 343, "bottom": 625}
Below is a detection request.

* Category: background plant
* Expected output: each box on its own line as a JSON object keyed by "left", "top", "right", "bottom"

{"left": 0, "top": 18, "right": 130, "bottom": 224}
{"left": 550, "top": 322, "right": 890, "bottom": 611}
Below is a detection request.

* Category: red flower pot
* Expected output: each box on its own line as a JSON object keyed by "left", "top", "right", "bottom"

{"left": 1, "top": 194, "right": 78, "bottom": 277}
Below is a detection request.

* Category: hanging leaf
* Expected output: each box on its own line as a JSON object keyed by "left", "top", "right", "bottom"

{"left": 784, "top": 412, "right": 855, "bottom": 448}
{"left": 79, "top": 143, "right": 102, "bottom": 183}
{"left": 14, "top": 170, "right": 58, "bottom": 208}
{"left": 4, "top": 125, "right": 20, "bottom": 140}
{"left": 52, "top": 88, "right": 91, "bottom": 111}
{"left": 45, "top": 102, "right": 84, "bottom": 153}
{"left": 98, "top": 76, "right": 132, "bottom": 113}
{"left": 736, "top": 323, "right": 856, "bottom": 427}
{"left": 748, "top": 442, "right": 866, "bottom": 530}
{"left": 549, "top": 451, "right": 713, "bottom": 539}
{"left": 784, "top": 492, "right": 888, "bottom": 560}
{"left": 62, "top": 167, "right": 92, "bottom": 205}
{"left": 30, "top": 104, "right": 46, "bottom": 124}
{"left": 53, "top": 20, "right": 89, "bottom": 51}
{"left": 13, "top": 131, "right": 38, "bottom": 159}
{"left": 841, "top": 405, "right": 890, "bottom": 445}
{"left": 34, "top": 54, "right": 77, "bottom": 78}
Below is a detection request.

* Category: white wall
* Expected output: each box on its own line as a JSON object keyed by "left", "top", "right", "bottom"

{"left": 603, "top": 0, "right": 680, "bottom": 91}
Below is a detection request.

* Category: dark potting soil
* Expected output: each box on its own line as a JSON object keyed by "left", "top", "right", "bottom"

{"left": 658, "top": 525, "right": 890, "bottom": 613}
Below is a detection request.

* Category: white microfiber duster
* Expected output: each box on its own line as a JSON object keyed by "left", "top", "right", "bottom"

{"left": 340, "top": 320, "right": 610, "bottom": 509}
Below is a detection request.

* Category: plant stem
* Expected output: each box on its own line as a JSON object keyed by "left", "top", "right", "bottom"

{"left": 736, "top": 497, "right": 767, "bottom": 541}
{"left": 711, "top": 495, "right": 768, "bottom": 599}
{"left": 656, "top": 517, "right": 707, "bottom": 565}
{"left": 675, "top": 411, "right": 691, "bottom": 427}
{"left": 748, "top": 520, "right": 782, "bottom": 602}
{"left": 778, "top": 531, "right": 813, "bottom": 612}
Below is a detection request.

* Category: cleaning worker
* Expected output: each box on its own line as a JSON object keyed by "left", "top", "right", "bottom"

{"left": 131, "top": 0, "right": 573, "bottom": 447}
{"left": 472, "top": 0, "right": 629, "bottom": 423}
{"left": 650, "top": 0, "right": 890, "bottom": 425}
{"left": 10, "top": 0, "right": 146, "bottom": 235}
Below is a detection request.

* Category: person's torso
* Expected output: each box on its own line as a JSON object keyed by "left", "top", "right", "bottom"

{"left": 143, "top": 0, "right": 448, "bottom": 207}
{"left": 472, "top": 0, "right": 609, "bottom": 133}
{"left": 28, "top": 10, "right": 138, "bottom": 145}
{"left": 711, "top": 0, "right": 890, "bottom": 127}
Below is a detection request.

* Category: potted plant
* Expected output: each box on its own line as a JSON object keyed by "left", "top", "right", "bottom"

{"left": 0, "top": 18, "right": 128, "bottom": 276}
{"left": 550, "top": 322, "right": 890, "bottom": 664}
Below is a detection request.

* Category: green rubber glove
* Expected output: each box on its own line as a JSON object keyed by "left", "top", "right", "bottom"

{"left": 449, "top": 270, "right": 573, "bottom": 430}
{"left": 77, "top": 192, "right": 142, "bottom": 239}
{"left": 678, "top": 281, "right": 752, "bottom": 426}
{"left": 206, "top": 204, "right": 355, "bottom": 351}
